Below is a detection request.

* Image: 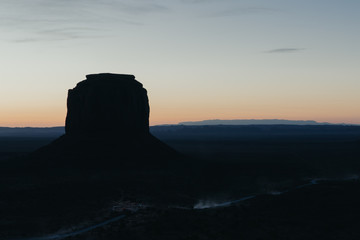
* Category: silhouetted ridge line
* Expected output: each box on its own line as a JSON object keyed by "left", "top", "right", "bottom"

{"left": 80, "top": 73, "right": 141, "bottom": 87}
{"left": 179, "top": 119, "right": 333, "bottom": 125}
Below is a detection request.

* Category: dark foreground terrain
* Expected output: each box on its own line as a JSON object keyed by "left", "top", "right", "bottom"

{"left": 1, "top": 125, "right": 360, "bottom": 239}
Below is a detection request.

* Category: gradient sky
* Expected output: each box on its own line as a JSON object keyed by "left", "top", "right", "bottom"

{"left": 0, "top": 0, "right": 359, "bottom": 127}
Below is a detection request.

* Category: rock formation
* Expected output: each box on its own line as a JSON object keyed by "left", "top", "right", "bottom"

{"left": 31, "top": 73, "right": 178, "bottom": 169}
{"left": 65, "top": 73, "right": 150, "bottom": 136}
{"left": 0, "top": 73, "right": 189, "bottom": 238}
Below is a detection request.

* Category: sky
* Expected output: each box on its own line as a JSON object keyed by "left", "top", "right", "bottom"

{"left": 0, "top": 0, "right": 359, "bottom": 127}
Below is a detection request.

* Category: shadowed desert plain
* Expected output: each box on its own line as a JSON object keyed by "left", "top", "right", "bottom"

{"left": 1, "top": 74, "right": 360, "bottom": 240}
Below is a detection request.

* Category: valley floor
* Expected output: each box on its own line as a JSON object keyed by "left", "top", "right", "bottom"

{"left": 1, "top": 125, "right": 360, "bottom": 239}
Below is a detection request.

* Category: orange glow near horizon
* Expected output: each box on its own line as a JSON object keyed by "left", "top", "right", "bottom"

{"left": 1, "top": 1, "right": 360, "bottom": 128}
{"left": 1, "top": 109, "right": 359, "bottom": 127}
{"left": 1, "top": 95, "right": 359, "bottom": 127}
{"left": 0, "top": 108, "right": 65, "bottom": 127}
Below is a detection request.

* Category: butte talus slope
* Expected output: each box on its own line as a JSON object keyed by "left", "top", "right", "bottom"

{"left": 21, "top": 73, "right": 187, "bottom": 196}
{"left": 1, "top": 74, "right": 190, "bottom": 212}
{"left": 32, "top": 73, "right": 178, "bottom": 168}
{"left": 0, "top": 74, "right": 188, "bottom": 238}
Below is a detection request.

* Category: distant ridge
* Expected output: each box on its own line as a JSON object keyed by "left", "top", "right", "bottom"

{"left": 179, "top": 119, "right": 335, "bottom": 126}
{"left": 0, "top": 126, "right": 64, "bottom": 137}
{"left": 0, "top": 120, "right": 357, "bottom": 137}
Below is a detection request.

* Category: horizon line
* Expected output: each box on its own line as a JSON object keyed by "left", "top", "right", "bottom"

{"left": 1, "top": 118, "right": 360, "bottom": 128}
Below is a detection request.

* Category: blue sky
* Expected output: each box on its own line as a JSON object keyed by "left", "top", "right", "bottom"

{"left": 0, "top": 0, "right": 359, "bottom": 126}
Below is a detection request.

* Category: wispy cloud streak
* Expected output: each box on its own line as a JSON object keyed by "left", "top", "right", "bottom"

{"left": 266, "top": 48, "right": 305, "bottom": 53}
{"left": 208, "top": 7, "right": 278, "bottom": 17}
{"left": 0, "top": 0, "right": 167, "bottom": 42}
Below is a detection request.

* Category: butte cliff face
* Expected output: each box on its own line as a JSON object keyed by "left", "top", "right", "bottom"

{"left": 31, "top": 73, "right": 178, "bottom": 169}
{"left": 0, "top": 74, "right": 188, "bottom": 238}
{"left": 65, "top": 73, "right": 150, "bottom": 136}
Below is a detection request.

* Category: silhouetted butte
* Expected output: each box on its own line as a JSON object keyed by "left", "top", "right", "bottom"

{"left": 65, "top": 73, "right": 149, "bottom": 136}
{"left": 30, "top": 73, "right": 178, "bottom": 173}
{"left": 0, "top": 74, "right": 188, "bottom": 238}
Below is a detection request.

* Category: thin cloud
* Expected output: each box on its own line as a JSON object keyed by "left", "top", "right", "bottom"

{"left": 180, "top": 0, "right": 217, "bottom": 3}
{"left": 8, "top": 29, "right": 105, "bottom": 43}
{"left": 266, "top": 48, "right": 305, "bottom": 53}
{"left": 113, "top": 2, "right": 169, "bottom": 14}
{"left": 37, "top": 27, "right": 104, "bottom": 39}
{"left": 0, "top": 0, "right": 167, "bottom": 43}
{"left": 208, "top": 7, "right": 278, "bottom": 17}
{"left": 179, "top": 0, "right": 278, "bottom": 18}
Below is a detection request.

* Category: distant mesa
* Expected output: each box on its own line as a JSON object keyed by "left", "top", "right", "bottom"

{"left": 179, "top": 119, "right": 331, "bottom": 126}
